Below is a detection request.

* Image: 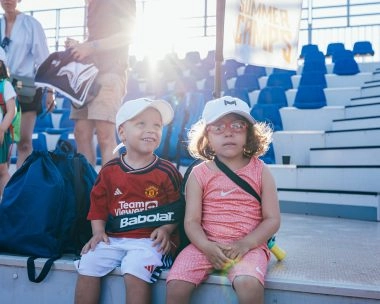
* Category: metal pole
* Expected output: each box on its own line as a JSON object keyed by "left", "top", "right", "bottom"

{"left": 214, "top": 0, "right": 226, "bottom": 98}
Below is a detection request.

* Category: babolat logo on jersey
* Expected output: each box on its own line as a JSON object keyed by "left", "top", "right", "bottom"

{"left": 120, "top": 212, "right": 175, "bottom": 228}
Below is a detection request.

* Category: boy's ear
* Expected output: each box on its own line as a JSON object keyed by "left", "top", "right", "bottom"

{"left": 118, "top": 125, "right": 127, "bottom": 141}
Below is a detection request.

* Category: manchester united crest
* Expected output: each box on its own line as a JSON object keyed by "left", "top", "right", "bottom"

{"left": 145, "top": 185, "right": 159, "bottom": 198}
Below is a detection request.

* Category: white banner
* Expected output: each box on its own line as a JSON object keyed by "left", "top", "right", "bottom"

{"left": 224, "top": 0, "right": 303, "bottom": 70}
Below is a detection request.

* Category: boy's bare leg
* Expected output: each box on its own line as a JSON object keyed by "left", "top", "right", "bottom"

{"left": 166, "top": 280, "right": 195, "bottom": 304}
{"left": 74, "top": 275, "right": 101, "bottom": 304}
{"left": 124, "top": 274, "right": 151, "bottom": 304}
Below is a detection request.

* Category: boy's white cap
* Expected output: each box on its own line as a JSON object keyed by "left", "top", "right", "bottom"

{"left": 116, "top": 97, "right": 174, "bottom": 130}
{"left": 202, "top": 96, "right": 255, "bottom": 124}
{"left": 0, "top": 47, "right": 7, "bottom": 65}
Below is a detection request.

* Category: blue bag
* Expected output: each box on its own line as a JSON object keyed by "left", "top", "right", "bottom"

{"left": 0, "top": 140, "right": 97, "bottom": 282}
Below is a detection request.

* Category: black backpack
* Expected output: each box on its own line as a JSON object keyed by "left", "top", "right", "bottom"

{"left": 0, "top": 139, "right": 97, "bottom": 282}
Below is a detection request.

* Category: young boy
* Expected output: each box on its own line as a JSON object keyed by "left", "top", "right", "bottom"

{"left": 74, "top": 97, "right": 183, "bottom": 304}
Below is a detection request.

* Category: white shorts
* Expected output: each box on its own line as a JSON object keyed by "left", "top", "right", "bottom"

{"left": 74, "top": 237, "right": 163, "bottom": 283}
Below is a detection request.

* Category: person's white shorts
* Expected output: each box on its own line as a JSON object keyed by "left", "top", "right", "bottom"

{"left": 74, "top": 237, "right": 163, "bottom": 283}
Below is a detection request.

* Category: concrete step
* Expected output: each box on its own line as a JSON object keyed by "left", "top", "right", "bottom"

{"left": 331, "top": 115, "right": 380, "bottom": 131}
{"left": 325, "top": 128, "right": 380, "bottom": 147}
{"left": 273, "top": 131, "right": 325, "bottom": 166}
{"left": 350, "top": 95, "right": 380, "bottom": 106}
{"left": 269, "top": 165, "right": 380, "bottom": 193}
{"left": 345, "top": 102, "right": 380, "bottom": 119}
{"left": 280, "top": 106, "right": 345, "bottom": 131}
{"left": 361, "top": 83, "right": 380, "bottom": 96}
{"left": 309, "top": 146, "right": 380, "bottom": 166}
{"left": 278, "top": 189, "right": 380, "bottom": 221}
{"left": 285, "top": 87, "right": 361, "bottom": 107}
{"left": 325, "top": 72, "right": 373, "bottom": 88}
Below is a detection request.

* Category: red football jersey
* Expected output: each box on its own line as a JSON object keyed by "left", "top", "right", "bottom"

{"left": 88, "top": 155, "right": 183, "bottom": 239}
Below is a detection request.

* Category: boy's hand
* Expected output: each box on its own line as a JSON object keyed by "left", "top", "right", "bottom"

{"left": 150, "top": 226, "right": 172, "bottom": 254}
{"left": 81, "top": 232, "right": 109, "bottom": 255}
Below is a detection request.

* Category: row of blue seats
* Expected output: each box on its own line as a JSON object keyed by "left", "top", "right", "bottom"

{"left": 299, "top": 40, "right": 375, "bottom": 59}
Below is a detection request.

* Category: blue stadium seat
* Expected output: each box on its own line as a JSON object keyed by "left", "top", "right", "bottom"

{"left": 353, "top": 40, "right": 375, "bottom": 56}
{"left": 271, "top": 68, "right": 296, "bottom": 76}
{"left": 299, "top": 44, "right": 319, "bottom": 59}
{"left": 58, "top": 110, "right": 74, "bottom": 130}
{"left": 267, "top": 73, "right": 293, "bottom": 90}
{"left": 331, "top": 49, "right": 354, "bottom": 63}
{"left": 299, "top": 72, "right": 327, "bottom": 88}
{"left": 257, "top": 86, "right": 288, "bottom": 108}
{"left": 302, "top": 59, "right": 327, "bottom": 74}
{"left": 234, "top": 74, "right": 260, "bottom": 92}
{"left": 293, "top": 85, "right": 327, "bottom": 109}
{"left": 34, "top": 112, "right": 54, "bottom": 132}
{"left": 223, "top": 88, "right": 250, "bottom": 106}
{"left": 183, "top": 51, "right": 202, "bottom": 68}
{"left": 244, "top": 64, "right": 267, "bottom": 78}
{"left": 174, "top": 76, "right": 198, "bottom": 95}
{"left": 325, "top": 42, "right": 345, "bottom": 57}
{"left": 250, "top": 104, "right": 283, "bottom": 131}
{"left": 304, "top": 50, "right": 325, "bottom": 63}
{"left": 259, "top": 142, "right": 275, "bottom": 164}
{"left": 203, "top": 75, "right": 228, "bottom": 92}
{"left": 332, "top": 51, "right": 360, "bottom": 75}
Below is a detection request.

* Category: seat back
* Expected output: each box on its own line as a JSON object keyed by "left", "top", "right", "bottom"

{"left": 250, "top": 104, "right": 283, "bottom": 131}
{"left": 234, "top": 74, "right": 260, "bottom": 92}
{"left": 267, "top": 73, "right": 293, "bottom": 90}
{"left": 257, "top": 86, "right": 288, "bottom": 108}
{"left": 293, "top": 85, "right": 327, "bottom": 109}
{"left": 353, "top": 40, "right": 375, "bottom": 56}
{"left": 326, "top": 42, "right": 345, "bottom": 57}
{"left": 299, "top": 72, "right": 327, "bottom": 88}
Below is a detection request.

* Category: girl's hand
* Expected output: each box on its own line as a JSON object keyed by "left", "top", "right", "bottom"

{"left": 151, "top": 226, "right": 172, "bottom": 254}
{"left": 81, "top": 232, "right": 109, "bottom": 255}
{"left": 202, "top": 241, "right": 232, "bottom": 270}
{"left": 223, "top": 239, "right": 250, "bottom": 260}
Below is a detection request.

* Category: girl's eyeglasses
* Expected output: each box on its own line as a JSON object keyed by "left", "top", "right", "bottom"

{"left": 207, "top": 120, "right": 248, "bottom": 135}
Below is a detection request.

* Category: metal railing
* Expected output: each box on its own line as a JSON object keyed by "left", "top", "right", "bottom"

{"left": 22, "top": 1, "right": 380, "bottom": 60}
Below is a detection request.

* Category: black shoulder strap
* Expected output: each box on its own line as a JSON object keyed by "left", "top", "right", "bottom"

{"left": 214, "top": 156, "right": 262, "bottom": 204}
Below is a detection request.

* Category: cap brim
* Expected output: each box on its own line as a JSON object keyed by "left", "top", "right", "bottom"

{"left": 206, "top": 110, "right": 255, "bottom": 125}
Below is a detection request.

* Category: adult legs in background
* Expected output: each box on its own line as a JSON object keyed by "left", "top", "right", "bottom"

{"left": 16, "top": 111, "right": 37, "bottom": 168}
{"left": 95, "top": 120, "right": 117, "bottom": 165}
{"left": 74, "top": 119, "right": 96, "bottom": 166}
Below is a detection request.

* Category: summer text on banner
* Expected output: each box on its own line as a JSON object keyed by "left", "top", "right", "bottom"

{"left": 224, "top": 0, "right": 303, "bottom": 70}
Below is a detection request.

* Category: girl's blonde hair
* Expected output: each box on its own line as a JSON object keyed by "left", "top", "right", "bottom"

{"left": 187, "top": 116, "right": 273, "bottom": 161}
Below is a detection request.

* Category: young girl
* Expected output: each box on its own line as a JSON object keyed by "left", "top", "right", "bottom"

{"left": 0, "top": 48, "right": 16, "bottom": 197}
{"left": 166, "top": 96, "right": 281, "bottom": 304}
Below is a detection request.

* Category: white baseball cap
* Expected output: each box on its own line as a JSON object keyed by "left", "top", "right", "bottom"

{"left": 0, "top": 47, "right": 7, "bottom": 65}
{"left": 116, "top": 97, "right": 174, "bottom": 130}
{"left": 202, "top": 96, "right": 255, "bottom": 124}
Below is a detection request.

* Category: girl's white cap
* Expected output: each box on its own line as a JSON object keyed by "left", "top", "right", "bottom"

{"left": 202, "top": 96, "right": 255, "bottom": 124}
